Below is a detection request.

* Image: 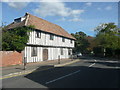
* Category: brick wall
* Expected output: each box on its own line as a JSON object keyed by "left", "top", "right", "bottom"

{"left": 0, "top": 51, "right": 23, "bottom": 67}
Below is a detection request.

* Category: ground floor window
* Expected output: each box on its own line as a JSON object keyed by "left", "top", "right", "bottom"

{"left": 68, "top": 49, "right": 72, "bottom": 55}
{"left": 61, "top": 48, "right": 63, "bottom": 55}
{"left": 43, "top": 49, "right": 48, "bottom": 61}
{"left": 31, "top": 47, "right": 37, "bottom": 56}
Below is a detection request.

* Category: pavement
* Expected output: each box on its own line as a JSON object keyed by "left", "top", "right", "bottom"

{"left": 1, "top": 58, "right": 80, "bottom": 79}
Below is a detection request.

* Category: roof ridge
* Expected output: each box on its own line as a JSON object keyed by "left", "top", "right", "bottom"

{"left": 24, "top": 13, "right": 29, "bottom": 26}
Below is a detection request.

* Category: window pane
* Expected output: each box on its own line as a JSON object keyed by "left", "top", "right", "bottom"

{"left": 61, "top": 48, "right": 63, "bottom": 55}
{"left": 68, "top": 49, "right": 72, "bottom": 55}
{"left": 50, "top": 34, "right": 54, "bottom": 40}
{"left": 31, "top": 47, "right": 37, "bottom": 56}
{"left": 70, "top": 40, "right": 72, "bottom": 43}
{"left": 62, "top": 37, "right": 65, "bottom": 42}
{"left": 36, "top": 32, "right": 41, "bottom": 38}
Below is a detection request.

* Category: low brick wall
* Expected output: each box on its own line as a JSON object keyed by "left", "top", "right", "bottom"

{"left": 0, "top": 51, "right": 23, "bottom": 67}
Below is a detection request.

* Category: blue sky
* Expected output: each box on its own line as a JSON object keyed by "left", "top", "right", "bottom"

{"left": 2, "top": 1, "right": 118, "bottom": 36}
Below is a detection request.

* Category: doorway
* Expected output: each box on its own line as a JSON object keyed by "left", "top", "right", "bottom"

{"left": 43, "top": 49, "right": 48, "bottom": 61}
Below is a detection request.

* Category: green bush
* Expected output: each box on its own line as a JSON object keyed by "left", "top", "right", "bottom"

{"left": 2, "top": 26, "right": 34, "bottom": 52}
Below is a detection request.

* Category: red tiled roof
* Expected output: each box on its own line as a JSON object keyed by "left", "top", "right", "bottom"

{"left": 6, "top": 13, "right": 76, "bottom": 40}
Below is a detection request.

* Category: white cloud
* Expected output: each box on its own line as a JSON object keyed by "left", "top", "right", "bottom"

{"left": 61, "top": 17, "right": 66, "bottom": 21}
{"left": 68, "top": 18, "right": 82, "bottom": 22}
{"left": 97, "top": 7, "right": 102, "bottom": 10}
{"left": 34, "top": 2, "right": 70, "bottom": 17}
{"left": 97, "top": 6, "right": 112, "bottom": 11}
{"left": 70, "top": 10, "right": 84, "bottom": 17}
{"left": 7, "top": 2, "right": 29, "bottom": 9}
{"left": 2, "top": 0, "right": 120, "bottom": 2}
{"left": 105, "top": 6, "right": 112, "bottom": 10}
{"left": 3, "top": 0, "right": 34, "bottom": 2}
{"left": 5, "top": 0, "right": 84, "bottom": 22}
{"left": 85, "top": 2, "right": 92, "bottom": 6}
{"left": 33, "top": 1, "right": 84, "bottom": 21}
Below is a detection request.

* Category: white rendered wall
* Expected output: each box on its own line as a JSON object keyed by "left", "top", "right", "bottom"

{"left": 24, "top": 46, "right": 42, "bottom": 63}
{"left": 27, "top": 30, "right": 75, "bottom": 48}
{"left": 24, "top": 46, "right": 72, "bottom": 63}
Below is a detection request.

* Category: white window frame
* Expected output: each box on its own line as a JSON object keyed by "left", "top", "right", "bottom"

{"left": 50, "top": 34, "right": 54, "bottom": 40}
{"left": 36, "top": 31, "right": 41, "bottom": 38}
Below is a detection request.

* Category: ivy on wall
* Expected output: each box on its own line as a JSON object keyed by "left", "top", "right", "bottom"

{"left": 2, "top": 25, "right": 35, "bottom": 52}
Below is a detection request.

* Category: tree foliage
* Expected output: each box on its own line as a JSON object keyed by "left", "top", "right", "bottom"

{"left": 2, "top": 25, "right": 34, "bottom": 52}
{"left": 71, "top": 22, "right": 120, "bottom": 58}
{"left": 94, "top": 23, "right": 120, "bottom": 49}
{"left": 71, "top": 31, "right": 90, "bottom": 54}
{"left": 85, "top": 36, "right": 96, "bottom": 52}
{"left": 93, "top": 23, "right": 120, "bottom": 57}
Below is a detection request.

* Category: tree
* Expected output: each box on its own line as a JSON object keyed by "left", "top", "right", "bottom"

{"left": 71, "top": 31, "right": 90, "bottom": 54}
{"left": 94, "top": 23, "right": 120, "bottom": 57}
{"left": 2, "top": 25, "right": 34, "bottom": 52}
{"left": 94, "top": 23, "right": 120, "bottom": 49}
{"left": 85, "top": 36, "right": 96, "bottom": 52}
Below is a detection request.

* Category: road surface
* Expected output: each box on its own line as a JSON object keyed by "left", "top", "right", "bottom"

{"left": 2, "top": 57, "right": 120, "bottom": 88}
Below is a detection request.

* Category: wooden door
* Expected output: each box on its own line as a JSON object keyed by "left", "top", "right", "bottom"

{"left": 43, "top": 49, "right": 48, "bottom": 61}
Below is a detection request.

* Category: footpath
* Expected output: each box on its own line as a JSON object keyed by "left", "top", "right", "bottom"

{"left": 1, "top": 59, "right": 80, "bottom": 79}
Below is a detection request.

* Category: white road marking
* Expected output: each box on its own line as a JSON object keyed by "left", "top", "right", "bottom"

{"left": 94, "top": 60, "right": 97, "bottom": 62}
{"left": 89, "top": 63, "right": 95, "bottom": 67}
{"left": 45, "top": 70, "right": 81, "bottom": 84}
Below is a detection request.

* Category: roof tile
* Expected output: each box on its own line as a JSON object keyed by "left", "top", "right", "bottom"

{"left": 6, "top": 13, "right": 76, "bottom": 40}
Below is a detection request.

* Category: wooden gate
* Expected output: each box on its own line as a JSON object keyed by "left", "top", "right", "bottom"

{"left": 43, "top": 49, "right": 48, "bottom": 61}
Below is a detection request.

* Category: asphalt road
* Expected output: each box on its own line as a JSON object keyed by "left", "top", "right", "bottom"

{"left": 2, "top": 57, "right": 120, "bottom": 88}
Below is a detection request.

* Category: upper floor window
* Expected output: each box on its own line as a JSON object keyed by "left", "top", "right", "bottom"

{"left": 70, "top": 40, "right": 72, "bottom": 44}
{"left": 50, "top": 34, "right": 54, "bottom": 40}
{"left": 36, "top": 31, "right": 41, "bottom": 38}
{"left": 62, "top": 37, "right": 65, "bottom": 42}
{"left": 31, "top": 47, "right": 37, "bottom": 57}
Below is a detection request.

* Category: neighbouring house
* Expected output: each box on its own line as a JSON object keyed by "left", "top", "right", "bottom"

{"left": 5, "top": 13, "right": 76, "bottom": 63}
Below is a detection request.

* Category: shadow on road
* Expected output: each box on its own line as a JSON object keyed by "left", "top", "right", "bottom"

{"left": 24, "top": 64, "right": 120, "bottom": 88}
